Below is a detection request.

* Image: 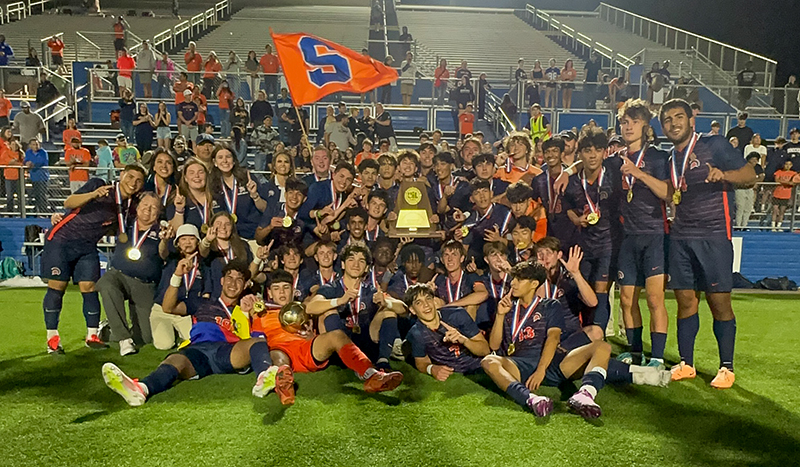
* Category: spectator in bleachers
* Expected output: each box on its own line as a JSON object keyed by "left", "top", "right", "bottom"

{"left": 543, "top": 58, "right": 559, "bottom": 109}
{"left": 785, "top": 75, "right": 799, "bottom": 116}
{"left": 116, "top": 48, "right": 136, "bottom": 97}
{"left": 191, "top": 88, "right": 208, "bottom": 134}
{"left": 46, "top": 35, "right": 66, "bottom": 75}
{"left": 729, "top": 136, "right": 739, "bottom": 150}
{"left": 561, "top": 60, "right": 577, "bottom": 110}
{"left": 96, "top": 139, "right": 114, "bottom": 182}
{"left": 249, "top": 90, "right": 273, "bottom": 131}
{"left": 735, "top": 152, "right": 763, "bottom": 228}
{"left": 194, "top": 134, "right": 215, "bottom": 167}
{"left": 0, "top": 90, "right": 11, "bottom": 129}
{"left": 321, "top": 105, "right": 335, "bottom": 146}
{"left": 251, "top": 114, "right": 279, "bottom": 175}
{"left": 744, "top": 133, "right": 767, "bottom": 166}
{"left": 399, "top": 52, "right": 418, "bottom": 107}
{"left": 217, "top": 80, "right": 234, "bottom": 138}
{"left": 35, "top": 74, "right": 60, "bottom": 110}
{"left": 459, "top": 103, "right": 475, "bottom": 141}
{"left": 171, "top": 135, "right": 193, "bottom": 168}
{"left": 456, "top": 60, "right": 472, "bottom": 84}
{"left": 154, "top": 102, "right": 172, "bottom": 150}
{"left": 118, "top": 88, "right": 136, "bottom": 142}
{"left": 245, "top": 51, "right": 260, "bottom": 100}
{"left": 64, "top": 137, "right": 91, "bottom": 193}
{"left": 726, "top": 112, "right": 754, "bottom": 156}
{"left": 0, "top": 35, "right": 14, "bottom": 90}
{"left": 275, "top": 87, "right": 292, "bottom": 144}
{"left": 154, "top": 53, "right": 175, "bottom": 100}
{"left": 113, "top": 134, "right": 140, "bottom": 166}
{"left": 177, "top": 91, "right": 199, "bottom": 149}
{"left": 434, "top": 59, "right": 450, "bottom": 106}
{"left": 380, "top": 55, "right": 394, "bottom": 104}
{"left": 202, "top": 52, "right": 222, "bottom": 100}
{"left": 359, "top": 106, "right": 375, "bottom": 143}
{"left": 710, "top": 121, "right": 721, "bottom": 135}
{"left": 499, "top": 93, "right": 517, "bottom": 124}
{"left": 112, "top": 16, "right": 129, "bottom": 51}
{"left": 1, "top": 138, "right": 22, "bottom": 211}
{"left": 285, "top": 106, "right": 308, "bottom": 147}
{"left": 62, "top": 118, "right": 81, "bottom": 147}
{"left": 374, "top": 103, "right": 396, "bottom": 152}
{"left": 477, "top": 73, "right": 491, "bottom": 121}
{"left": 133, "top": 103, "right": 155, "bottom": 155}
{"left": 184, "top": 41, "right": 202, "bottom": 85}
{"left": 348, "top": 107, "right": 360, "bottom": 139}
{"left": 627, "top": 56, "right": 644, "bottom": 100}
{"left": 260, "top": 45, "right": 280, "bottom": 100}
{"left": 23, "top": 139, "right": 48, "bottom": 212}
{"left": 231, "top": 97, "right": 250, "bottom": 130}
{"left": 13, "top": 101, "right": 44, "bottom": 148}
{"left": 231, "top": 126, "right": 248, "bottom": 166}
{"left": 736, "top": 61, "right": 757, "bottom": 110}
{"left": 225, "top": 51, "right": 242, "bottom": 97}
{"left": 173, "top": 72, "right": 193, "bottom": 105}
{"left": 136, "top": 41, "right": 157, "bottom": 99}
{"left": 330, "top": 114, "right": 357, "bottom": 152}
{"left": 583, "top": 53, "right": 601, "bottom": 109}
{"left": 772, "top": 160, "right": 799, "bottom": 230}
{"left": 514, "top": 58, "right": 527, "bottom": 93}
{"left": 399, "top": 26, "right": 413, "bottom": 55}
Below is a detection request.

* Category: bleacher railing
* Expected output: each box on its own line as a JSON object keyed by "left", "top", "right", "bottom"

{"left": 597, "top": 3, "right": 776, "bottom": 88}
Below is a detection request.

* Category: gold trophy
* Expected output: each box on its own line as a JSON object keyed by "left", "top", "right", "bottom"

{"left": 388, "top": 180, "right": 442, "bottom": 238}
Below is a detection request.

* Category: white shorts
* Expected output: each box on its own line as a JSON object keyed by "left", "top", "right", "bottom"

{"left": 117, "top": 75, "right": 132, "bottom": 89}
{"left": 156, "top": 127, "right": 172, "bottom": 140}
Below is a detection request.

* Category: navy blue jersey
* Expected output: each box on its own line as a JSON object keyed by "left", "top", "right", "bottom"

{"left": 317, "top": 279, "right": 379, "bottom": 330}
{"left": 508, "top": 244, "right": 535, "bottom": 265}
{"left": 453, "top": 166, "right": 476, "bottom": 181}
{"left": 385, "top": 182, "right": 400, "bottom": 212}
{"left": 387, "top": 270, "right": 421, "bottom": 299}
{"left": 487, "top": 177, "right": 510, "bottom": 198}
{"left": 619, "top": 146, "right": 669, "bottom": 234}
{"left": 142, "top": 176, "right": 176, "bottom": 209}
{"left": 364, "top": 267, "right": 391, "bottom": 292}
{"left": 480, "top": 272, "right": 512, "bottom": 322}
{"left": 154, "top": 256, "right": 211, "bottom": 311}
{"left": 212, "top": 177, "right": 268, "bottom": 239}
{"left": 501, "top": 297, "right": 564, "bottom": 361}
{"left": 461, "top": 203, "right": 513, "bottom": 258}
{"left": 434, "top": 271, "right": 482, "bottom": 304}
{"left": 298, "top": 179, "right": 346, "bottom": 224}
{"left": 205, "top": 246, "right": 254, "bottom": 299}
{"left": 542, "top": 266, "right": 589, "bottom": 338}
{"left": 428, "top": 176, "right": 471, "bottom": 216}
{"left": 532, "top": 170, "right": 579, "bottom": 249}
{"left": 408, "top": 307, "right": 483, "bottom": 373}
{"left": 258, "top": 203, "right": 305, "bottom": 248}
{"left": 670, "top": 134, "right": 747, "bottom": 239}
{"left": 301, "top": 171, "right": 331, "bottom": 189}
{"left": 48, "top": 178, "right": 136, "bottom": 246}
{"left": 299, "top": 268, "right": 340, "bottom": 301}
{"left": 563, "top": 158, "right": 624, "bottom": 255}
{"left": 166, "top": 196, "right": 222, "bottom": 231}
{"left": 110, "top": 221, "right": 163, "bottom": 283}
{"left": 336, "top": 231, "right": 370, "bottom": 250}
{"left": 188, "top": 297, "right": 248, "bottom": 344}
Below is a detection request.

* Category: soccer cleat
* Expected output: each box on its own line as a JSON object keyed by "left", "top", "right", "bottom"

{"left": 670, "top": 361, "right": 697, "bottom": 381}
{"left": 47, "top": 335, "right": 64, "bottom": 354}
{"left": 98, "top": 320, "right": 111, "bottom": 343}
{"left": 630, "top": 366, "right": 671, "bottom": 387}
{"left": 252, "top": 365, "right": 279, "bottom": 398}
{"left": 363, "top": 370, "right": 404, "bottom": 393}
{"left": 85, "top": 334, "right": 109, "bottom": 350}
{"left": 567, "top": 389, "right": 602, "bottom": 419}
{"left": 274, "top": 365, "right": 295, "bottom": 406}
{"left": 616, "top": 352, "right": 634, "bottom": 365}
{"left": 526, "top": 394, "right": 553, "bottom": 417}
{"left": 119, "top": 338, "right": 137, "bottom": 357}
{"left": 645, "top": 358, "right": 665, "bottom": 371}
{"left": 102, "top": 362, "right": 146, "bottom": 407}
{"left": 390, "top": 338, "right": 405, "bottom": 360}
{"left": 710, "top": 367, "right": 735, "bottom": 389}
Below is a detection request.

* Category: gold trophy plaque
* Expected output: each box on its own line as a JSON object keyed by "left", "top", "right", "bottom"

{"left": 388, "top": 180, "right": 441, "bottom": 238}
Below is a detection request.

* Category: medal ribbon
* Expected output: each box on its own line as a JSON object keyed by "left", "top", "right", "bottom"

{"left": 489, "top": 273, "right": 507, "bottom": 299}
{"left": 183, "top": 257, "right": 199, "bottom": 297}
{"left": 130, "top": 220, "right": 152, "bottom": 250}
{"left": 330, "top": 180, "right": 341, "bottom": 210}
{"left": 217, "top": 297, "right": 232, "bottom": 318}
{"left": 222, "top": 178, "right": 238, "bottom": 216}
{"left": 624, "top": 144, "right": 648, "bottom": 190}
{"left": 341, "top": 279, "right": 362, "bottom": 326}
{"left": 506, "top": 158, "right": 530, "bottom": 173}
{"left": 543, "top": 279, "right": 559, "bottom": 299}
{"left": 366, "top": 225, "right": 380, "bottom": 241}
{"left": 546, "top": 172, "right": 558, "bottom": 212}
{"left": 581, "top": 167, "right": 605, "bottom": 215}
{"left": 511, "top": 297, "right": 541, "bottom": 344}
{"left": 155, "top": 177, "right": 171, "bottom": 206}
{"left": 319, "top": 270, "right": 334, "bottom": 286}
{"left": 446, "top": 271, "right": 463, "bottom": 303}
{"left": 437, "top": 176, "right": 456, "bottom": 200}
{"left": 115, "top": 183, "right": 129, "bottom": 235}
{"left": 670, "top": 133, "right": 699, "bottom": 191}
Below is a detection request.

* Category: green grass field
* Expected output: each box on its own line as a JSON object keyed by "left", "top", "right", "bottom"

{"left": 1, "top": 288, "right": 799, "bottom": 467}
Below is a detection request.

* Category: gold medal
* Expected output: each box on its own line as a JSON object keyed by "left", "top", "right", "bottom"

{"left": 516, "top": 242, "right": 527, "bottom": 250}
{"left": 507, "top": 343, "right": 516, "bottom": 355}
{"left": 282, "top": 216, "right": 292, "bottom": 228}
{"left": 231, "top": 213, "right": 238, "bottom": 223}
{"left": 127, "top": 247, "right": 141, "bottom": 261}
{"left": 352, "top": 324, "right": 361, "bottom": 334}
{"left": 587, "top": 212, "right": 600, "bottom": 225}
{"left": 332, "top": 221, "right": 340, "bottom": 230}
{"left": 461, "top": 226, "right": 469, "bottom": 238}
{"left": 201, "top": 224, "right": 209, "bottom": 234}
{"left": 672, "top": 190, "right": 682, "bottom": 205}
{"left": 118, "top": 233, "right": 128, "bottom": 243}
{"left": 627, "top": 189, "right": 633, "bottom": 203}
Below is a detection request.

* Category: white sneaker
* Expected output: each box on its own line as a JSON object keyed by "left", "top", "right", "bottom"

{"left": 630, "top": 365, "right": 671, "bottom": 387}
{"left": 390, "top": 338, "right": 405, "bottom": 360}
{"left": 252, "top": 365, "right": 279, "bottom": 398}
{"left": 119, "top": 338, "right": 137, "bottom": 356}
{"left": 102, "top": 362, "right": 146, "bottom": 407}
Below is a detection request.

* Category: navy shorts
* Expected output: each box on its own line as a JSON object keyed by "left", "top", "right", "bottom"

{"left": 668, "top": 237, "right": 733, "bottom": 293}
{"left": 178, "top": 341, "right": 236, "bottom": 379}
{"left": 509, "top": 349, "right": 568, "bottom": 387}
{"left": 617, "top": 234, "right": 666, "bottom": 287}
{"left": 41, "top": 241, "right": 100, "bottom": 283}
{"left": 579, "top": 250, "right": 616, "bottom": 284}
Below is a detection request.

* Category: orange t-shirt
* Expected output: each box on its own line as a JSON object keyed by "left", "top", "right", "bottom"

{"left": 184, "top": 51, "right": 202, "bottom": 72}
{"left": 0, "top": 144, "right": 22, "bottom": 180}
{"left": 251, "top": 310, "right": 306, "bottom": 347}
{"left": 217, "top": 88, "right": 233, "bottom": 109}
{"left": 47, "top": 39, "right": 65, "bottom": 56}
{"left": 64, "top": 147, "right": 92, "bottom": 182}
{"left": 494, "top": 163, "right": 542, "bottom": 184}
{"left": 354, "top": 151, "right": 376, "bottom": 166}
{"left": 773, "top": 169, "right": 797, "bottom": 199}
{"left": 62, "top": 129, "right": 82, "bottom": 146}
{"left": 203, "top": 60, "right": 222, "bottom": 79}
{"left": 560, "top": 68, "right": 577, "bottom": 81}
{"left": 0, "top": 97, "right": 11, "bottom": 117}
{"left": 459, "top": 112, "right": 475, "bottom": 135}
{"left": 259, "top": 53, "right": 280, "bottom": 74}
{"left": 113, "top": 23, "right": 125, "bottom": 39}
{"left": 173, "top": 80, "right": 194, "bottom": 104}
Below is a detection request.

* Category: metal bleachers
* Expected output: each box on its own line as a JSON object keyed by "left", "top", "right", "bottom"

{"left": 396, "top": 6, "right": 584, "bottom": 84}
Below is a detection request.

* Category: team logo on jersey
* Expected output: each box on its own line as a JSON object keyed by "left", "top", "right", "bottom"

{"left": 51, "top": 267, "right": 61, "bottom": 276}
{"left": 689, "top": 154, "right": 700, "bottom": 170}
{"left": 533, "top": 312, "right": 542, "bottom": 322}
{"left": 618, "top": 270, "right": 625, "bottom": 280}
{"left": 600, "top": 190, "right": 609, "bottom": 200}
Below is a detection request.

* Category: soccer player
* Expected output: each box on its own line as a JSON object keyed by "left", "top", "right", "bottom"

{"left": 364, "top": 190, "right": 390, "bottom": 242}
{"left": 660, "top": 98, "right": 756, "bottom": 388}
{"left": 453, "top": 178, "right": 513, "bottom": 265}
{"left": 531, "top": 137, "right": 579, "bottom": 252}
{"left": 276, "top": 244, "right": 305, "bottom": 301}
{"left": 472, "top": 152, "right": 509, "bottom": 198}
{"left": 405, "top": 283, "right": 491, "bottom": 380}
{"left": 454, "top": 136, "right": 482, "bottom": 180}
{"left": 299, "top": 241, "right": 339, "bottom": 299}
{"left": 298, "top": 162, "right": 358, "bottom": 232}
{"left": 480, "top": 242, "right": 513, "bottom": 330}
{"left": 251, "top": 270, "right": 403, "bottom": 404}
{"left": 534, "top": 237, "right": 600, "bottom": 350}
{"left": 336, "top": 207, "right": 369, "bottom": 248}
{"left": 429, "top": 151, "right": 470, "bottom": 217}
{"left": 495, "top": 132, "right": 542, "bottom": 184}
{"left": 307, "top": 243, "right": 407, "bottom": 371}
{"left": 615, "top": 99, "right": 671, "bottom": 367}
{"left": 368, "top": 237, "right": 397, "bottom": 292}
{"left": 255, "top": 176, "right": 307, "bottom": 248}
{"left": 42, "top": 164, "right": 145, "bottom": 353}
{"left": 387, "top": 244, "right": 428, "bottom": 300}
{"left": 506, "top": 181, "right": 548, "bottom": 243}
{"left": 508, "top": 216, "right": 537, "bottom": 265}
{"left": 102, "top": 260, "right": 284, "bottom": 407}
{"left": 434, "top": 240, "right": 488, "bottom": 321}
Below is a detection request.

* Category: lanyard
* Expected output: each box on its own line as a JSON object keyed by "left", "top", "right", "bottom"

{"left": 222, "top": 178, "right": 238, "bottom": 215}
{"left": 581, "top": 167, "right": 605, "bottom": 215}
{"left": 671, "top": 133, "right": 699, "bottom": 191}
{"left": 511, "top": 297, "right": 541, "bottom": 343}
{"left": 446, "top": 271, "right": 463, "bottom": 303}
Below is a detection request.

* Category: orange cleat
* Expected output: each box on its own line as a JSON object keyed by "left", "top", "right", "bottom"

{"left": 710, "top": 367, "right": 735, "bottom": 389}
{"left": 47, "top": 335, "right": 64, "bottom": 354}
{"left": 275, "top": 365, "right": 295, "bottom": 406}
{"left": 85, "top": 334, "right": 109, "bottom": 350}
{"left": 670, "top": 361, "right": 697, "bottom": 381}
{"left": 363, "top": 370, "right": 403, "bottom": 393}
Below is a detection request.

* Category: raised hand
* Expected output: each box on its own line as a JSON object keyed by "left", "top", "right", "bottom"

{"left": 705, "top": 163, "right": 725, "bottom": 183}
{"left": 256, "top": 240, "right": 274, "bottom": 260}
{"left": 173, "top": 193, "right": 186, "bottom": 212}
{"left": 204, "top": 225, "right": 218, "bottom": 243}
{"left": 342, "top": 285, "right": 360, "bottom": 304}
{"left": 452, "top": 208, "right": 466, "bottom": 223}
{"left": 483, "top": 225, "right": 502, "bottom": 242}
{"left": 466, "top": 257, "right": 478, "bottom": 273}
{"left": 560, "top": 245, "right": 583, "bottom": 275}
{"left": 50, "top": 212, "right": 64, "bottom": 226}
{"left": 159, "top": 223, "right": 176, "bottom": 240}
{"left": 441, "top": 321, "right": 467, "bottom": 344}
{"left": 175, "top": 252, "right": 198, "bottom": 276}
{"left": 240, "top": 294, "right": 256, "bottom": 316}
{"left": 497, "top": 291, "right": 513, "bottom": 316}
{"left": 92, "top": 184, "right": 112, "bottom": 199}
{"left": 372, "top": 290, "right": 387, "bottom": 307}
{"left": 443, "top": 184, "right": 456, "bottom": 198}
{"left": 620, "top": 156, "right": 644, "bottom": 179}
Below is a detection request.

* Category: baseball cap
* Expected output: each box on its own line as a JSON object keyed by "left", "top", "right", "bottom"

{"left": 196, "top": 134, "right": 215, "bottom": 145}
{"left": 174, "top": 224, "right": 201, "bottom": 246}
{"left": 608, "top": 135, "right": 624, "bottom": 146}
{"left": 558, "top": 130, "right": 577, "bottom": 141}
{"left": 116, "top": 133, "right": 126, "bottom": 141}
{"left": 19, "top": 101, "right": 30, "bottom": 108}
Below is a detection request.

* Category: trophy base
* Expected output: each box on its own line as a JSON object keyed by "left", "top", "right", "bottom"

{"left": 387, "top": 226, "right": 445, "bottom": 239}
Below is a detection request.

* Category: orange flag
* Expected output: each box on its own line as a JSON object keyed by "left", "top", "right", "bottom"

{"left": 270, "top": 31, "right": 398, "bottom": 106}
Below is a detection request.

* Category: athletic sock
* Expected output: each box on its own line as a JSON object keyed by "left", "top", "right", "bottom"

{"left": 337, "top": 342, "right": 373, "bottom": 378}
{"left": 593, "top": 293, "right": 610, "bottom": 332}
{"left": 650, "top": 332, "right": 667, "bottom": 361}
{"left": 580, "top": 366, "right": 606, "bottom": 398}
{"left": 87, "top": 327, "right": 99, "bottom": 339}
{"left": 249, "top": 340, "right": 273, "bottom": 375}
{"left": 46, "top": 329, "right": 59, "bottom": 339}
{"left": 713, "top": 318, "right": 736, "bottom": 372}
{"left": 323, "top": 313, "right": 344, "bottom": 332}
{"left": 81, "top": 291, "right": 101, "bottom": 329}
{"left": 43, "top": 288, "right": 65, "bottom": 330}
{"left": 140, "top": 364, "right": 180, "bottom": 398}
{"left": 605, "top": 359, "right": 633, "bottom": 384}
{"left": 626, "top": 327, "right": 643, "bottom": 354}
{"left": 505, "top": 381, "right": 532, "bottom": 408}
{"left": 677, "top": 314, "right": 700, "bottom": 367}
{"left": 378, "top": 317, "right": 399, "bottom": 362}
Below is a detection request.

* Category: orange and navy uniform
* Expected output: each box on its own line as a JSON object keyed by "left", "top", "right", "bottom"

{"left": 250, "top": 304, "right": 327, "bottom": 373}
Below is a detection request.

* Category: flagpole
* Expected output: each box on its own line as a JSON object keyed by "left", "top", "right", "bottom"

{"left": 294, "top": 105, "right": 314, "bottom": 155}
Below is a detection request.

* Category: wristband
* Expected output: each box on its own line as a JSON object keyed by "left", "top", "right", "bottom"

{"left": 169, "top": 274, "right": 182, "bottom": 288}
{"left": 315, "top": 210, "right": 322, "bottom": 220}
{"left": 564, "top": 166, "right": 575, "bottom": 176}
{"left": 200, "top": 238, "right": 211, "bottom": 248}
{"left": 253, "top": 257, "right": 263, "bottom": 267}
{"left": 426, "top": 364, "right": 433, "bottom": 375}
{"left": 330, "top": 299, "right": 339, "bottom": 308}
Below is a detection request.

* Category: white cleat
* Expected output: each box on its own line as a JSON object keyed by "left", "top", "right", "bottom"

{"left": 252, "top": 365, "right": 279, "bottom": 398}
{"left": 630, "top": 365, "right": 671, "bottom": 387}
{"left": 102, "top": 362, "right": 146, "bottom": 407}
{"left": 119, "top": 338, "right": 138, "bottom": 356}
